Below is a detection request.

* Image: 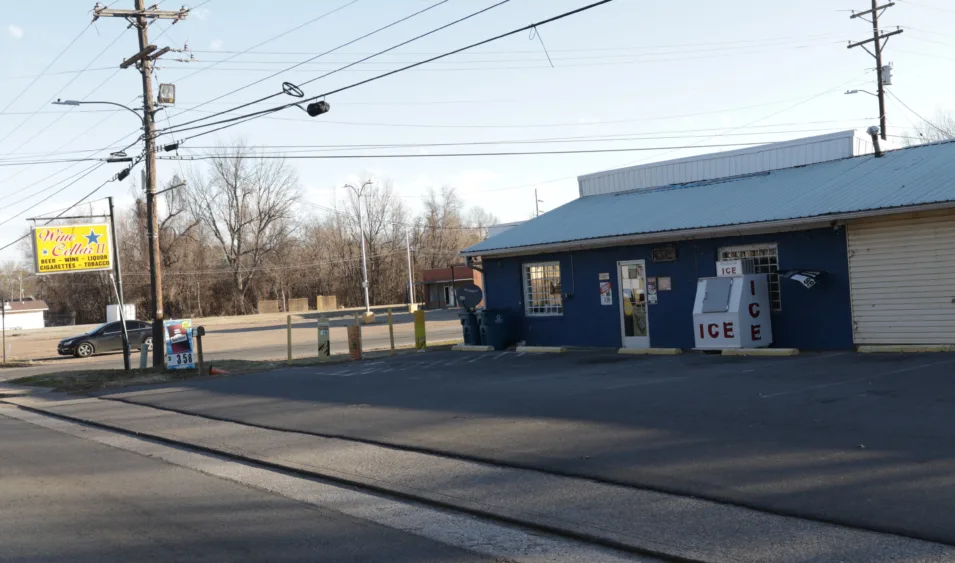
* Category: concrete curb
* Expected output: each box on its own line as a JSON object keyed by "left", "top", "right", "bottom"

{"left": 618, "top": 348, "right": 682, "bottom": 356}
{"left": 452, "top": 344, "right": 493, "bottom": 352}
{"left": 858, "top": 345, "right": 954, "bottom": 353}
{"left": 515, "top": 346, "right": 567, "bottom": 354}
{"left": 721, "top": 348, "right": 799, "bottom": 357}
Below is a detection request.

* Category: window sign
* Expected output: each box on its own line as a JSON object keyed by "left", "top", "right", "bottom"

{"left": 600, "top": 281, "right": 613, "bottom": 305}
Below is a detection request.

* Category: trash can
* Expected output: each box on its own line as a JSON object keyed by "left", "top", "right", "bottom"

{"left": 458, "top": 309, "right": 480, "bottom": 346}
{"left": 477, "top": 309, "right": 512, "bottom": 350}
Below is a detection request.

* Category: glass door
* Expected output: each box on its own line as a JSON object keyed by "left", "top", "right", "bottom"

{"left": 618, "top": 260, "right": 650, "bottom": 349}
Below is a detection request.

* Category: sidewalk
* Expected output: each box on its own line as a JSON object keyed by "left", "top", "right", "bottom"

{"left": 4, "top": 394, "right": 952, "bottom": 563}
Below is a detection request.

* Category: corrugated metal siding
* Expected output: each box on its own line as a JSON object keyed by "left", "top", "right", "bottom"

{"left": 465, "top": 139, "right": 955, "bottom": 255}
{"left": 847, "top": 210, "right": 955, "bottom": 344}
{"left": 578, "top": 131, "right": 866, "bottom": 197}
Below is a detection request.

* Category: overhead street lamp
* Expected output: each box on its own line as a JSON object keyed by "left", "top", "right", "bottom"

{"left": 52, "top": 99, "right": 145, "bottom": 126}
{"left": 342, "top": 180, "right": 375, "bottom": 318}
{"left": 845, "top": 89, "right": 878, "bottom": 98}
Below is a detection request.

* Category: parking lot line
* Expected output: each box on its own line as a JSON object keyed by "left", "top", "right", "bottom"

{"left": 492, "top": 352, "right": 508, "bottom": 361}
{"left": 759, "top": 358, "right": 955, "bottom": 399}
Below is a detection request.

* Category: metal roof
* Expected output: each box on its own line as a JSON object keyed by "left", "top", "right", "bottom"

{"left": 465, "top": 140, "right": 955, "bottom": 256}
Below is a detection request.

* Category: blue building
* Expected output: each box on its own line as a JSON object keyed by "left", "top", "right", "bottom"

{"left": 463, "top": 132, "right": 955, "bottom": 351}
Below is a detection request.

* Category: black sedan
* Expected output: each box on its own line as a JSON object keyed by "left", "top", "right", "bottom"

{"left": 57, "top": 320, "right": 154, "bottom": 358}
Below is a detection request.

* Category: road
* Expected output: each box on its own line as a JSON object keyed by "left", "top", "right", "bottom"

{"left": 101, "top": 349, "right": 955, "bottom": 547}
{"left": 0, "top": 308, "right": 463, "bottom": 380}
{"left": 0, "top": 410, "right": 497, "bottom": 563}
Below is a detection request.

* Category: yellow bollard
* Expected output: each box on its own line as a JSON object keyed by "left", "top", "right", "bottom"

{"left": 414, "top": 309, "right": 426, "bottom": 352}
{"left": 388, "top": 308, "right": 396, "bottom": 355}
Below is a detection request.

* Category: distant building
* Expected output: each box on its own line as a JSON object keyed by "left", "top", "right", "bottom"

{"left": 2, "top": 299, "right": 49, "bottom": 331}
{"left": 420, "top": 266, "right": 483, "bottom": 309}
{"left": 465, "top": 130, "right": 955, "bottom": 350}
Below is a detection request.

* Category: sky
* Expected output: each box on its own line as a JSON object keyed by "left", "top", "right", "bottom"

{"left": 1, "top": 0, "right": 954, "bottom": 261}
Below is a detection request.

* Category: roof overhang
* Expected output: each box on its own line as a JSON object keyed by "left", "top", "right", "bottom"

{"left": 463, "top": 201, "right": 955, "bottom": 259}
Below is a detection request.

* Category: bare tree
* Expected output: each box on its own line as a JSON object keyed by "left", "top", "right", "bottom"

{"left": 416, "top": 187, "right": 493, "bottom": 269}
{"left": 186, "top": 143, "right": 299, "bottom": 314}
{"left": 903, "top": 109, "right": 955, "bottom": 146}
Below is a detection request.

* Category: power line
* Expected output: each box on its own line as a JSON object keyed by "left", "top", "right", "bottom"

{"left": 0, "top": 165, "right": 131, "bottom": 257}
{"left": 0, "top": 30, "right": 128, "bottom": 155}
{"left": 170, "top": 0, "right": 360, "bottom": 87}
{"left": 152, "top": 40, "right": 840, "bottom": 75}
{"left": 0, "top": 118, "right": 142, "bottom": 207}
{"left": 885, "top": 90, "right": 953, "bottom": 138}
{"left": 174, "top": 123, "right": 872, "bottom": 154}
{"left": 165, "top": 0, "right": 454, "bottom": 124}
{"left": 0, "top": 163, "right": 109, "bottom": 229}
{"left": 0, "top": 33, "right": 845, "bottom": 82}
{"left": 186, "top": 31, "right": 847, "bottom": 56}
{"left": 0, "top": 24, "right": 91, "bottom": 118}
{"left": 0, "top": 157, "right": 119, "bottom": 168}
{"left": 176, "top": 40, "right": 843, "bottom": 67}
{"left": 158, "top": 0, "right": 618, "bottom": 141}
{"left": 164, "top": 0, "right": 511, "bottom": 133}
{"left": 160, "top": 142, "right": 775, "bottom": 162}
{"left": 454, "top": 78, "right": 869, "bottom": 195}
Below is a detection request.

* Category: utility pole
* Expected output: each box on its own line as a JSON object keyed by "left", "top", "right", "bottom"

{"left": 406, "top": 229, "right": 415, "bottom": 308}
{"left": 93, "top": 2, "right": 187, "bottom": 367}
{"left": 848, "top": 1, "right": 902, "bottom": 140}
{"left": 342, "top": 181, "right": 374, "bottom": 314}
{"left": 535, "top": 189, "right": 545, "bottom": 217}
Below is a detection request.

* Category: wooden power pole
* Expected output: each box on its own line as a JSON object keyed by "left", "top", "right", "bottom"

{"left": 93, "top": 2, "right": 188, "bottom": 367}
{"left": 848, "top": 1, "right": 902, "bottom": 140}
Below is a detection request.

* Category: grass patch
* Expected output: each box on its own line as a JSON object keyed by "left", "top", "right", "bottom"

{"left": 0, "top": 361, "right": 36, "bottom": 369}
{"left": 11, "top": 340, "right": 463, "bottom": 393}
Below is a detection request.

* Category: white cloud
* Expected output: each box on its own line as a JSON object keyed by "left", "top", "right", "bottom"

{"left": 193, "top": 8, "right": 210, "bottom": 20}
{"left": 209, "top": 38, "right": 223, "bottom": 50}
{"left": 7, "top": 24, "right": 24, "bottom": 39}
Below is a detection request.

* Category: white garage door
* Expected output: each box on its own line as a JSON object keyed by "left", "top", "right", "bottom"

{"left": 847, "top": 209, "right": 955, "bottom": 345}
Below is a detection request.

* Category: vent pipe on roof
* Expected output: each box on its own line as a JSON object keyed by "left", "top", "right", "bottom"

{"left": 868, "top": 126, "right": 883, "bottom": 157}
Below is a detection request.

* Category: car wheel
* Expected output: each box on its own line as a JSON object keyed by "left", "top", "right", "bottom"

{"left": 143, "top": 337, "right": 153, "bottom": 352}
{"left": 75, "top": 342, "right": 95, "bottom": 358}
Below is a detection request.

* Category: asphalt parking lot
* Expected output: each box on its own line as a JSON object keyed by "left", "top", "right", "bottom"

{"left": 107, "top": 349, "right": 955, "bottom": 545}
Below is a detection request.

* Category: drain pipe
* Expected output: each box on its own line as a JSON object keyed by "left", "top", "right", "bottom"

{"left": 868, "top": 125, "right": 884, "bottom": 157}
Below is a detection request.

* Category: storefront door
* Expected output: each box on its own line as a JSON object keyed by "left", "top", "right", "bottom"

{"left": 618, "top": 260, "right": 650, "bottom": 349}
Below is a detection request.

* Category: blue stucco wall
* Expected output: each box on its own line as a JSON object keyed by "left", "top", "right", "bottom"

{"left": 482, "top": 227, "right": 853, "bottom": 350}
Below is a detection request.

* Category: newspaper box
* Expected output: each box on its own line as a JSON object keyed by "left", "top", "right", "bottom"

{"left": 693, "top": 273, "right": 772, "bottom": 350}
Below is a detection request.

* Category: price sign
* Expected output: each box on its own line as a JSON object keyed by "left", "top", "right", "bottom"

{"left": 163, "top": 319, "right": 195, "bottom": 370}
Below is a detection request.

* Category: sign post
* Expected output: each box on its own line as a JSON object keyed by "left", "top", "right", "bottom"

{"left": 107, "top": 197, "right": 131, "bottom": 371}
{"left": 317, "top": 317, "right": 330, "bottom": 360}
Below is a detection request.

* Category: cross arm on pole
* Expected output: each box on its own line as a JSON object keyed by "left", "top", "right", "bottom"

{"left": 93, "top": 6, "right": 189, "bottom": 21}
{"left": 850, "top": 2, "right": 895, "bottom": 19}
{"left": 847, "top": 28, "right": 903, "bottom": 52}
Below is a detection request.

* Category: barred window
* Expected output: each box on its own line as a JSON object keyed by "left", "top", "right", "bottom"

{"left": 719, "top": 244, "right": 781, "bottom": 311}
{"left": 523, "top": 262, "right": 563, "bottom": 316}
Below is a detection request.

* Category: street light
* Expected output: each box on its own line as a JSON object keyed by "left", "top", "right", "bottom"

{"left": 52, "top": 99, "right": 145, "bottom": 125}
{"left": 342, "top": 180, "right": 374, "bottom": 316}
{"left": 845, "top": 89, "right": 879, "bottom": 98}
